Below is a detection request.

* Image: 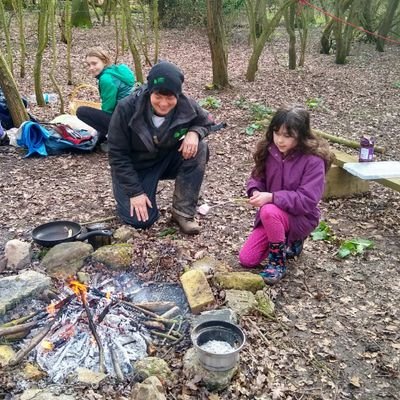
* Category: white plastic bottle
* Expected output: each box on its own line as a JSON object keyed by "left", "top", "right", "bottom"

{"left": 43, "top": 93, "right": 58, "bottom": 104}
{"left": 27, "top": 93, "right": 58, "bottom": 105}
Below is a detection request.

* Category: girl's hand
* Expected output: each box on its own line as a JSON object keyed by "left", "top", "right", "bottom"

{"left": 130, "top": 194, "right": 153, "bottom": 221}
{"left": 249, "top": 191, "right": 273, "bottom": 207}
{"left": 179, "top": 131, "right": 199, "bottom": 159}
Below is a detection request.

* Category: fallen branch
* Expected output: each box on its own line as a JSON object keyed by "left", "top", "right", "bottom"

{"left": 0, "top": 311, "right": 43, "bottom": 328}
{"left": 150, "top": 331, "right": 181, "bottom": 341}
{"left": 82, "top": 298, "right": 105, "bottom": 373}
{"left": 80, "top": 216, "right": 116, "bottom": 226}
{"left": 0, "top": 320, "right": 39, "bottom": 338}
{"left": 8, "top": 296, "right": 74, "bottom": 366}
{"left": 110, "top": 343, "right": 124, "bottom": 381}
{"left": 136, "top": 301, "right": 176, "bottom": 314}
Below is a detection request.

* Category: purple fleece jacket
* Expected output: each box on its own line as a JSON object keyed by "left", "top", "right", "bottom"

{"left": 247, "top": 143, "right": 326, "bottom": 243}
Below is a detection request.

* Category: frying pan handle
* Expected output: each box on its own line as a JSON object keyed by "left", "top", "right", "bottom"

{"left": 76, "top": 229, "right": 113, "bottom": 241}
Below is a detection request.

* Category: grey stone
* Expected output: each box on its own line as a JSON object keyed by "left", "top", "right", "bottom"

{"left": 191, "top": 308, "right": 238, "bottom": 327}
{"left": 41, "top": 242, "right": 93, "bottom": 279}
{"left": 0, "top": 345, "right": 16, "bottom": 367}
{"left": 191, "top": 256, "right": 231, "bottom": 274}
{"left": 92, "top": 243, "right": 134, "bottom": 270}
{"left": 75, "top": 367, "right": 107, "bottom": 385}
{"left": 183, "top": 348, "right": 238, "bottom": 392}
{"left": 133, "top": 357, "right": 172, "bottom": 382}
{"left": 19, "top": 389, "right": 76, "bottom": 400}
{"left": 5, "top": 239, "right": 32, "bottom": 270}
{"left": 113, "top": 225, "right": 138, "bottom": 242}
{"left": 131, "top": 376, "right": 166, "bottom": 400}
{"left": 0, "top": 270, "right": 51, "bottom": 315}
{"left": 225, "top": 289, "right": 256, "bottom": 318}
{"left": 214, "top": 272, "right": 265, "bottom": 293}
{"left": 255, "top": 290, "right": 275, "bottom": 317}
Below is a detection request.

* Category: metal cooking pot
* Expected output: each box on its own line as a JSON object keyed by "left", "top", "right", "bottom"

{"left": 191, "top": 320, "right": 246, "bottom": 372}
{"left": 32, "top": 220, "right": 112, "bottom": 247}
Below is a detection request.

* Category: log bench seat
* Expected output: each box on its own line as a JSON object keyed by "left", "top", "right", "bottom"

{"left": 323, "top": 150, "right": 400, "bottom": 198}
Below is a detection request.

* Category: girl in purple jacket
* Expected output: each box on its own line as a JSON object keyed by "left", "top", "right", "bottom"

{"left": 239, "top": 106, "right": 333, "bottom": 284}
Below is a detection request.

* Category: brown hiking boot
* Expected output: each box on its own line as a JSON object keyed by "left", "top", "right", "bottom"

{"left": 171, "top": 212, "right": 201, "bottom": 235}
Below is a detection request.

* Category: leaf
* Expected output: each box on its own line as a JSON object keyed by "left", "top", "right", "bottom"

{"left": 350, "top": 375, "right": 361, "bottom": 388}
{"left": 337, "top": 238, "right": 374, "bottom": 258}
{"left": 311, "top": 221, "right": 333, "bottom": 241}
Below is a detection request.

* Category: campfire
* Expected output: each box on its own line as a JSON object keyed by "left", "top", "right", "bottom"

{"left": 1, "top": 275, "right": 188, "bottom": 383}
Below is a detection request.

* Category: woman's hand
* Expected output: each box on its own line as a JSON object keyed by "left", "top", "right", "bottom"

{"left": 249, "top": 191, "right": 273, "bottom": 207}
{"left": 179, "top": 131, "right": 199, "bottom": 159}
{"left": 130, "top": 194, "right": 153, "bottom": 221}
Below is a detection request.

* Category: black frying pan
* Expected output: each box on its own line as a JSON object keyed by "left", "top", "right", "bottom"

{"left": 32, "top": 220, "right": 112, "bottom": 247}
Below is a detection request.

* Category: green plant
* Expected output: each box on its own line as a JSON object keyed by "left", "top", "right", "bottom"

{"left": 337, "top": 238, "right": 374, "bottom": 259}
{"left": 199, "top": 96, "right": 221, "bottom": 110}
{"left": 311, "top": 221, "right": 334, "bottom": 241}
{"left": 306, "top": 97, "right": 322, "bottom": 110}
{"left": 393, "top": 81, "right": 400, "bottom": 89}
{"left": 158, "top": 227, "right": 177, "bottom": 237}
{"left": 245, "top": 122, "right": 264, "bottom": 136}
{"left": 249, "top": 103, "right": 273, "bottom": 121}
{"left": 233, "top": 96, "right": 248, "bottom": 109}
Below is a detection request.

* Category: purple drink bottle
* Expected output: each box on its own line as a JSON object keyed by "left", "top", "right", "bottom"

{"left": 359, "top": 136, "right": 375, "bottom": 162}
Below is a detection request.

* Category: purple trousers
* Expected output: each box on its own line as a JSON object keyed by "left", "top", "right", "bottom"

{"left": 239, "top": 204, "right": 289, "bottom": 268}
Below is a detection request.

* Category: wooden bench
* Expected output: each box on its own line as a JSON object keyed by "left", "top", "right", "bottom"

{"left": 323, "top": 150, "right": 400, "bottom": 198}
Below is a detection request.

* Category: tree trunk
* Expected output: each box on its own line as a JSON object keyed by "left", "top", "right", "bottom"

{"left": 284, "top": 2, "right": 296, "bottom": 70}
{"left": 255, "top": 0, "right": 267, "bottom": 38}
{"left": 334, "top": 0, "right": 355, "bottom": 64}
{"left": 71, "top": 0, "right": 92, "bottom": 27}
{"left": 33, "top": 0, "right": 49, "bottom": 106}
{"left": 48, "top": 0, "right": 65, "bottom": 113}
{"left": 376, "top": 0, "right": 400, "bottom": 51}
{"left": 206, "top": 0, "right": 229, "bottom": 88}
{"left": 246, "top": 0, "right": 294, "bottom": 82}
{"left": 152, "top": 0, "right": 159, "bottom": 64}
{"left": 0, "top": 0, "right": 13, "bottom": 75}
{"left": 65, "top": 0, "right": 73, "bottom": 85}
{"left": 298, "top": 5, "right": 309, "bottom": 67}
{"left": 320, "top": 18, "right": 334, "bottom": 54}
{"left": 121, "top": 0, "right": 143, "bottom": 82}
{"left": 11, "top": 0, "right": 25, "bottom": 78}
{"left": 0, "top": 50, "right": 29, "bottom": 127}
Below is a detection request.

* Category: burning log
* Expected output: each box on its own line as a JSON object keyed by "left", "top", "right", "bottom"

{"left": 8, "top": 298, "right": 72, "bottom": 367}
{"left": 68, "top": 279, "right": 106, "bottom": 374}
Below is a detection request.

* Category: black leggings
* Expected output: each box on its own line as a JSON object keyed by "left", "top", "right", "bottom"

{"left": 76, "top": 106, "right": 112, "bottom": 143}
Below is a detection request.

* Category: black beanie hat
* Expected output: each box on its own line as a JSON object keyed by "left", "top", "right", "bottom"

{"left": 147, "top": 61, "right": 184, "bottom": 97}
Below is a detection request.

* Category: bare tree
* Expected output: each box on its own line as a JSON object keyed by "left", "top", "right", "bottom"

{"left": 0, "top": 0, "right": 13, "bottom": 75}
{"left": 33, "top": 0, "right": 49, "bottom": 106}
{"left": 0, "top": 50, "right": 29, "bottom": 127}
{"left": 376, "top": 0, "right": 400, "bottom": 51}
{"left": 11, "top": 0, "right": 26, "bottom": 78}
{"left": 206, "top": 0, "right": 229, "bottom": 88}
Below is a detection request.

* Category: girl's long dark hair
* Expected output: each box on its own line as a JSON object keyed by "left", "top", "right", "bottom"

{"left": 252, "top": 106, "right": 334, "bottom": 178}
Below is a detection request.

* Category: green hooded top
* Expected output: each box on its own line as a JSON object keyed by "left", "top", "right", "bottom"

{"left": 98, "top": 64, "right": 135, "bottom": 114}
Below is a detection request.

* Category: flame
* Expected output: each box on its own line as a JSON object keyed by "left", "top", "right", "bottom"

{"left": 47, "top": 302, "right": 56, "bottom": 315}
{"left": 41, "top": 340, "right": 54, "bottom": 351}
{"left": 67, "top": 279, "right": 88, "bottom": 303}
{"left": 106, "top": 291, "right": 111, "bottom": 300}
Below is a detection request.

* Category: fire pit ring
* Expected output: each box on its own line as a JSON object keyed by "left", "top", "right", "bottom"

{"left": 191, "top": 320, "right": 246, "bottom": 372}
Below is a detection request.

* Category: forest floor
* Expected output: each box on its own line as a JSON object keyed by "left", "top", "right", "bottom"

{"left": 0, "top": 22, "right": 400, "bottom": 400}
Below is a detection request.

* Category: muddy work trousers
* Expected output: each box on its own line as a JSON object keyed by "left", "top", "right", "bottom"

{"left": 112, "top": 140, "right": 209, "bottom": 229}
